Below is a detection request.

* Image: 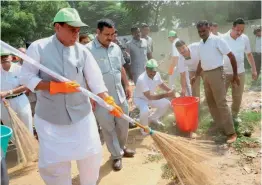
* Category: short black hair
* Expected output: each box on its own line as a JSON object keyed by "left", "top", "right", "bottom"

{"left": 25, "top": 41, "right": 31, "bottom": 49}
{"left": 97, "top": 19, "right": 115, "bottom": 31}
{"left": 131, "top": 26, "right": 139, "bottom": 33}
{"left": 210, "top": 22, "right": 218, "bottom": 27}
{"left": 196, "top": 20, "right": 209, "bottom": 28}
{"left": 175, "top": 40, "right": 186, "bottom": 48}
{"left": 141, "top": 23, "right": 149, "bottom": 28}
{"left": 233, "top": 18, "right": 245, "bottom": 27}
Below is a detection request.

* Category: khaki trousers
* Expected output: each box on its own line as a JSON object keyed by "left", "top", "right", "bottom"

{"left": 225, "top": 73, "right": 245, "bottom": 118}
{"left": 202, "top": 67, "right": 235, "bottom": 135}
{"left": 189, "top": 71, "right": 203, "bottom": 98}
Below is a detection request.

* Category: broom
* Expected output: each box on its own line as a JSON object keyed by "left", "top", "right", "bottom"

{"left": 2, "top": 99, "right": 39, "bottom": 167}
{"left": 1, "top": 40, "right": 216, "bottom": 185}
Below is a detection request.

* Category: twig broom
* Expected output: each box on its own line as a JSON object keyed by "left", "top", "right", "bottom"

{"left": 2, "top": 99, "right": 39, "bottom": 167}
{"left": 1, "top": 40, "right": 216, "bottom": 185}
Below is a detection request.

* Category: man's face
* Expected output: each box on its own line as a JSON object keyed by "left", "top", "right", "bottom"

{"left": 256, "top": 30, "right": 261, "bottom": 37}
{"left": 97, "top": 27, "right": 115, "bottom": 47}
{"left": 141, "top": 27, "right": 150, "bottom": 36}
{"left": 177, "top": 45, "right": 189, "bottom": 57}
{"left": 197, "top": 25, "right": 210, "bottom": 40}
{"left": 1, "top": 55, "right": 12, "bottom": 70}
{"left": 80, "top": 37, "right": 90, "bottom": 45}
{"left": 168, "top": 37, "right": 175, "bottom": 43}
{"left": 146, "top": 68, "right": 157, "bottom": 79}
{"left": 112, "top": 32, "right": 118, "bottom": 43}
{"left": 210, "top": 26, "right": 218, "bottom": 34}
{"left": 132, "top": 28, "right": 141, "bottom": 40}
{"left": 55, "top": 23, "right": 80, "bottom": 46}
{"left": 232, "top": 24, "right": 245, "bottom": 38}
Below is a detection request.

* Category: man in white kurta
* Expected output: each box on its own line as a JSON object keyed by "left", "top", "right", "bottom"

{"left": 20, "top": 8, "right": 122, "bottom": 185}
{"left": 222, "top": 18, "right": 257, "bottom": 123}
{"left": 0, "top": 51, "right": 33, "bottom": 134}
{"left": 133, "top": 59, "right": 175, "bottom": 135}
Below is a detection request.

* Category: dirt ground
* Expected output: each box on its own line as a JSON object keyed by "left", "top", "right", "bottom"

{"left": 7, "top": 90, "right": 261, "bottom": 185}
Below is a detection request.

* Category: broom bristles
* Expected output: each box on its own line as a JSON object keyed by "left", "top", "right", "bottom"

{"left": 152, "top": 131, "right": 216, "bottom": 185}
{"left": 4, "top": 102, "right": 39, "bottom": 166}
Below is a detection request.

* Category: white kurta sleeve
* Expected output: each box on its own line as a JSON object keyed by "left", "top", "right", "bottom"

{"left": 217, "top": 38, "right": 231, "bottom": 55}
{"left": 19, "top": 42, "right": 42, "bottom": 92}
{"left": 83, "top": 50, "right": 108, "bottom": 95}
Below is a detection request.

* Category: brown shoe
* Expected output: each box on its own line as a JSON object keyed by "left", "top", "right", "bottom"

{"left": 123, "top": 148, "right": 135, "bottom": 158}
{"left": 112, "top": 159, "right": 122, "bottom": 171}
{"left": 226, "top": 133, "right": 237, "bottom": 144}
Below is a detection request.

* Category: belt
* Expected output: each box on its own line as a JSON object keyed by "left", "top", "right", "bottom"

{"left": 5, "top": 93, "right": 24, "bottom": 100}
{"left": 204, "top": 66, "right": 223, "bottom": 72}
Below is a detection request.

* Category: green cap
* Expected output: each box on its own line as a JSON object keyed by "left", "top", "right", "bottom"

{"left": 146, "top": 59, "right": 158, "bottom": 71}
{"left": 53, "top": 8, "right": 87, "bottom": 27}
{"left": 0, "top": 49, "right": 11, "bottom": 57}
{"left": 168, "top": 30, "right": 177, "bottom": 37}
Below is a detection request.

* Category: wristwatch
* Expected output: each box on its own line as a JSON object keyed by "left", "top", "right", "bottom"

{"left": 8, "top": 90, "right": 13, "bottom": 95}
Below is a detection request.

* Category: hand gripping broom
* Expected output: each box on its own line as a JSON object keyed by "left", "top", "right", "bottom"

{"left": 1, "top": 40, "right": 216, "bottom": 185}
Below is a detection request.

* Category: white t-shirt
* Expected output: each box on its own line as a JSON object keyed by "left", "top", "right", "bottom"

{"left": 134, "top": 71, "right": 163, "bottom": 100}
{"left": 178, "top": 42, "right": 200, "bottom": 72}
{"left": 199, "top": 34, "right": 231, "bottom": 71}
{"left": 255, "top": 36, "right": 261, "bottom": 53}
{"left": 222, "top": 30, "right": 251, "bottom": 74}
{"left": 0, "top": 63, "right": 22, "bottom": 93}
{"left": 171, "top": 38, "right": 180, "bottom": 57}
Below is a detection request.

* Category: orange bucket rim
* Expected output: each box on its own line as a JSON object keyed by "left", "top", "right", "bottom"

{"left": 171, "top": 96, "right": 199, "bottom": 106}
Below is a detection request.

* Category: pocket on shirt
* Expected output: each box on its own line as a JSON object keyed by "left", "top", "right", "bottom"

{"left": 97, "top": 58, "right": 110, "bottom": 74}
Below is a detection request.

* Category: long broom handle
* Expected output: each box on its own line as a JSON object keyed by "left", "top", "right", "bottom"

{"left": 1, "top": 41, "right": 150, "bottom": 132}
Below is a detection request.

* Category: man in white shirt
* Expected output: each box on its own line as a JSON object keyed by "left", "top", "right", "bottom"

{"left": 210, "top": 22, "right": 222, "bottom": 36}
{"left": 191, "top": 20, "right": 239, "bottom": 144}
{"left": 20, "top": 8, "right": 123, "bottom": 185}
{"left": 222, "top": 18, "right": 257, "bottom": 123}
{"left": 133, "top": 59, "right": 175, "bottom": 135}
{"left": 141, "top": 23, "right": 153, "bottom": 52}
{"left": 253, "top": 26, "right": 261, "bottom": 78}
{"left": 168, "top": 31, "right": 191, "bottom": 95}
{"left": 175, "top": 40, "right": 201, "bottom": 98}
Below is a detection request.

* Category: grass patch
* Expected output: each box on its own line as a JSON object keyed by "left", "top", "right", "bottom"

{"left": 144, "top": 153, "right": 163, "bottom": 164}
{"left": 232, "top": 137, "right": 260, "bottom": 152}
{"left": 161, "top": 163, "right": 176, "bottom": 180}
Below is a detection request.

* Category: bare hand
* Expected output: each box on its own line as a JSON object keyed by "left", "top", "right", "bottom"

{"left": 167, "top": 90, "right": 176, "bottom": 98}
{"left": 232, "top": 74, "right": 240, "bottom": 86}
{"left": 252, "top": 70, "right": 258, "bottom": 80}
{"left": 181, "top": 89, "right": 186, "bottom": 97}
{"left": 90, "top": 98, "right": 96, "bottom": 111}
{"left": 190, "top": 76, "right": 196, "bottom": 86}
{"left": 125, "top": 86, "right": 132, "bottom": 100}
{"left": 0, "top": 91, "right": 9, "bottom": 99}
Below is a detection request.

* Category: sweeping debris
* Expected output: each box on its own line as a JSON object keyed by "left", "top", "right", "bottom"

{"left": 1, "top": 40, "right": 216, "bottom": 185}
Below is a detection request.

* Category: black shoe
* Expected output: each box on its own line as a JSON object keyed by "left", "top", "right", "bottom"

{"left": 129, "top": 123, "right": 137, "bottom": 129}
{"left": 112, "top": 158, "right": 122, "bottom": 171}
{"left": 123, "top": 148, "right": 135, "bottom": 158}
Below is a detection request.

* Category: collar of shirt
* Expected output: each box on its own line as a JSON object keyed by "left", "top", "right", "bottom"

{"left": 94, "top": 37, "right": 114, "bottom": 49}
{"left": 200, "top": 33, "right": 215, "bottom": 44}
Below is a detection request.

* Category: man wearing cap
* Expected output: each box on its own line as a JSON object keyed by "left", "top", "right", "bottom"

{"left": 222, "top": 18, "right": 257, "bottom": 124}
{"left": 126, "top": 26, "right": 152, "bottom": 84}
{"left": 191, "top": 20, "right": 239, "bottom": 144}
{"left": 133, "top": 59, "right": 175, "bottom": 135}
{"left": 20, "top": 8, "right": 123, "bottom": 185}
{"left": 86, "top": 19, "right": 135, "bottom": 171}
{"left": 0, "top": 50, "right": 33, "bottom": 134}
{"left": 168, "top": 31, "right": 191, "bottom": 96}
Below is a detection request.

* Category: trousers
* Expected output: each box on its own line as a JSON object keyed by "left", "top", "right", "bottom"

{"left": 134, "top": 98, "right": 170, "bottom": 126}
